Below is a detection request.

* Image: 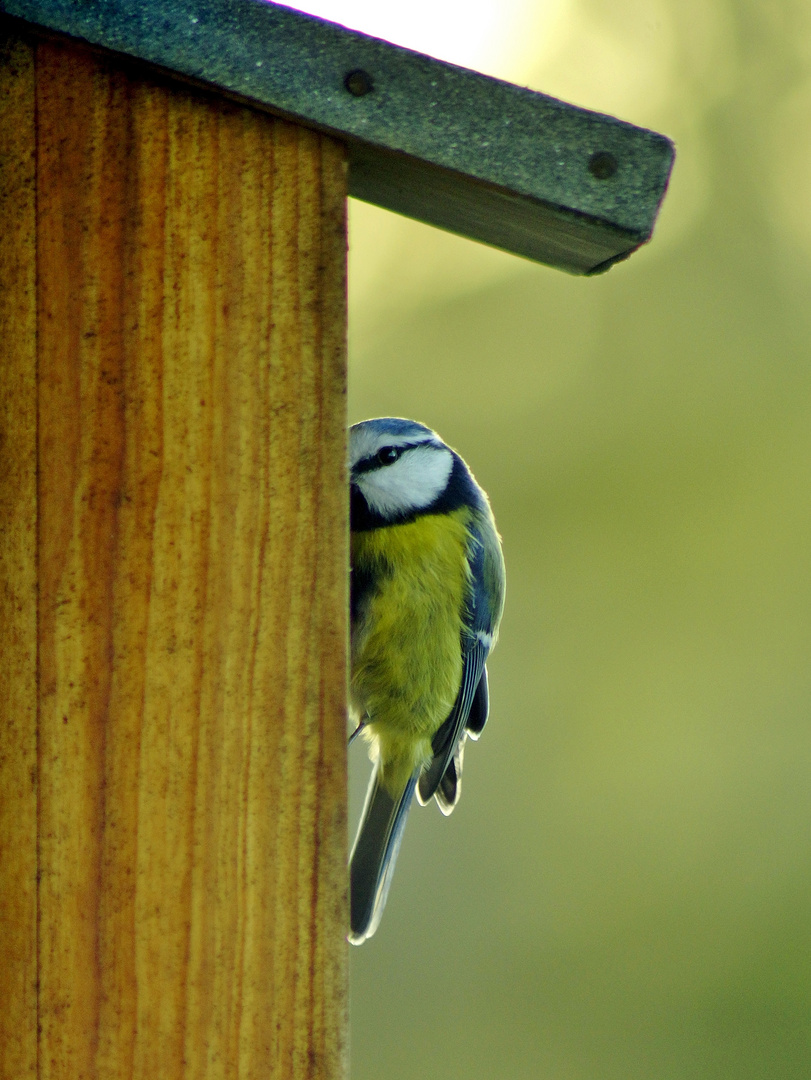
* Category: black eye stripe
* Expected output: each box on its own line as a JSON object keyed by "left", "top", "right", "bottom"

{"left": 353, "top": 441, "right": 427, "bottom": 474}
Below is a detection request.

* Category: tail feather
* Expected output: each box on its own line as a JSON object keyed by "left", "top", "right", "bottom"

{"left": 349, "top": 768, "right": 418, "bottom": 945}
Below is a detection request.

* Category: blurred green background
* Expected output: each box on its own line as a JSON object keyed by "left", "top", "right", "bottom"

{"left": 304, "top": 0, "right": 811, "bottom": 1075}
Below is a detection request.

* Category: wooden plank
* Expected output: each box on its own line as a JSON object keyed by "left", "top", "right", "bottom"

{"left": 0, "top": 27, "right": 38, "bottom": 1080}
{"left": 2, "top": 0, "right": 675, "bottom": 272}
{"left": 33, "top": 36, "right": 348, "bottom": 1079}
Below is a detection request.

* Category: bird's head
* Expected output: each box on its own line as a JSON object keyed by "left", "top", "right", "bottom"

{"left": 349, "top": 418, "right": 459, "bottom": 529}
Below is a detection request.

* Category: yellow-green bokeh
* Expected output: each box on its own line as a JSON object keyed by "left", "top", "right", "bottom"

{"left": 345, "top": 1, "right": 811, "bottom": 1077}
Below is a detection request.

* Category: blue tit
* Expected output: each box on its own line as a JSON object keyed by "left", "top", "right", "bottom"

{"left": 348, "top": 417, "right": 505, "bottom": 944}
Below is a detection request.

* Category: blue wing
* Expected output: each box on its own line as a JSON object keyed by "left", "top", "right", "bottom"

{"left": 416, "top": 523, "right": 495, "bottom": 813}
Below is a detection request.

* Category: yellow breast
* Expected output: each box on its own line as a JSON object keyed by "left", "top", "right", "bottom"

{"left": 351, "top": 508, "right": 472, "bottom": 792}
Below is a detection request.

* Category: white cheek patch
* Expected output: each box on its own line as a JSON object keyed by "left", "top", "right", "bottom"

{"left": 359, "top": 446, "right": 453, "bottom": 517}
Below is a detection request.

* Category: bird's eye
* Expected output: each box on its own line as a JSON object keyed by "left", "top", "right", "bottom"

{"left": 376, "top": 446, "right": 402, "bottom": 466}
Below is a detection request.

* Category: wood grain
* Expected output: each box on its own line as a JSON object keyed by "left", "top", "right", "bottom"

{"left": 1, "top": 28, "right": 348, "bottom": 1079}
{"left": 0, "top": 30, "right": 37, "bottom": 1080}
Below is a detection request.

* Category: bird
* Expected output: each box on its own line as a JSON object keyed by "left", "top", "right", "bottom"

{"left": 348, "top": 417, "right": 505, "bottom": 944}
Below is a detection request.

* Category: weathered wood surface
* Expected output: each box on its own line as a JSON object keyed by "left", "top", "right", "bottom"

{"left": 0, "top": 29, "right": 38, "bottom": 1080}
{"left": 0, "top": 28, "right": 348, "bottom": 1080}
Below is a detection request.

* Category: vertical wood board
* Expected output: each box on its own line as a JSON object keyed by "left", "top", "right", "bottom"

{"left": 0, "top": 27, "right": 348, "bottom": 1080}
{"left": 0, "top": 30, "right": 37, "bottom": 1080}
